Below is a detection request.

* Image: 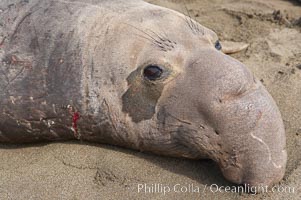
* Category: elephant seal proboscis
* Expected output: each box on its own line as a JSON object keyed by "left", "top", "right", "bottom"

{"left": 0, "top": 0, "right": 287, "bottom": 189}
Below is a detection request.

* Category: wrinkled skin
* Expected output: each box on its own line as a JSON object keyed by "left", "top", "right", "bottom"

{"left": 0, "top": 0, "right": 286, "bottom": 188}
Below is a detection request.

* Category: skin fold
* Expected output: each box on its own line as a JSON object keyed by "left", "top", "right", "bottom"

{"left": 0, "top": 0, "right": 287, "bottom": 188}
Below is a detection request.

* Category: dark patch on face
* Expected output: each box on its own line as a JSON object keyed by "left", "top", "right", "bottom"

{"left": 122, "top": 68, "right": 164, "bottom": 123}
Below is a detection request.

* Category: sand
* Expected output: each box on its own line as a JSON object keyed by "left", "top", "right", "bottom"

{"left": 0, "top": 0, "right": 300, "bottom": 199}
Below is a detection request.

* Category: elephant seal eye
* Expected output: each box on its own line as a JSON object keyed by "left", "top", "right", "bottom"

{"left": 215, "top": 40, "right": 222, "bottom": 51}
{"left": 143, "top": 65, "right": 163, "bottom": 81}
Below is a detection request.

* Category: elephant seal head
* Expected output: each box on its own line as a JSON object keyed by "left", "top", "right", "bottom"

{"left": 82, "top": 1, "right": 287, "bottom": 188}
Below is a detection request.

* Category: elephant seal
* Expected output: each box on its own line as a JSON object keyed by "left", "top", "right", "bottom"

{"left": 0, "top": 0, "right": 286, "bottom": 189}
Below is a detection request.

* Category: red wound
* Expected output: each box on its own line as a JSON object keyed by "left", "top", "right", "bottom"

{"left": 72, "top": 112, "right": 80, "bottom": 130}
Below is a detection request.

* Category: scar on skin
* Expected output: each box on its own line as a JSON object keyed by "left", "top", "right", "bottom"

{"left": 272, "top": 162, "right": 281, "bottom": 169}
{"left": 250, "top": 132, "right": 272, "bottom": 161}
{"left": 251, "top": 133, "right": 272, "bottom": 162}
{"left": 250, "top": 133, "right": 282, "bottom": 169}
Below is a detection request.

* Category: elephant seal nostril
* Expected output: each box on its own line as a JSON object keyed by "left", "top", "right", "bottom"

{"left": 214, "top": 129, "right": 220, "bottom": 135}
